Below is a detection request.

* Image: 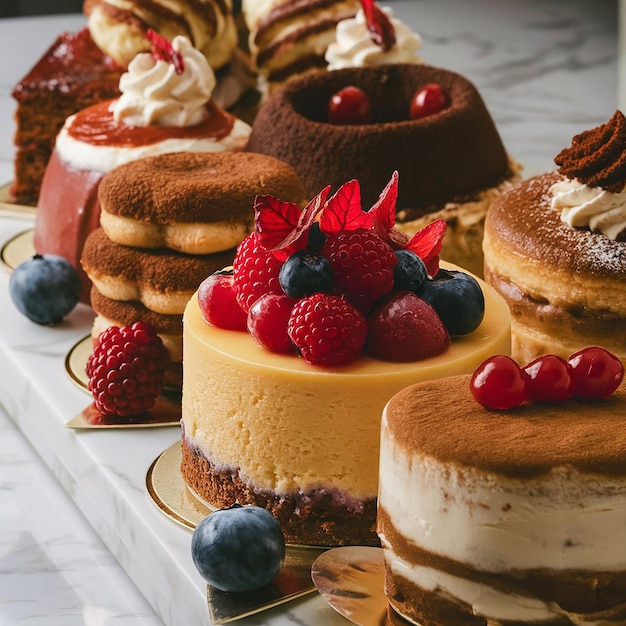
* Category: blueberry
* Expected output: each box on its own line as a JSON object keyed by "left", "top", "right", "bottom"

{"left": 279, "top": 250, "right": 333, "bottom": 298}
{"left": 306, "top": 222, "right": 326, "bottom": 251}
{"left": 191, "top": 505, "right": 285, "bottom": 592}
{"left": 9, "top": 254, "right": 81, "bottom": 325}
{"left": 393, "top": 249, "right": 428, "bottom": 294}
{"left": 420, "top": 270, "right": 484, "bottom": 336}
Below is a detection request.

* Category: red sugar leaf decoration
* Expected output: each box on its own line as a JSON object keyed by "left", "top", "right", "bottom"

{"left": 368, "top": 171, "right": 408, "bottom": 249}
{"left": 319, "top": 179, "right": 372, "bottom": 236}
{"left": 146, "top": 29, "right": 185, "bottom": 74}
{"left": 254, "top": 195, "right": 302, "bottom": 250}
{"left": 405, "top": 219, "right": 447, "bottom": 276}
{"left": 359, "top": 0, "right": 396, "bottom": 52}
{"left": 271, "top": 185, "right": 331, "bottom": 259}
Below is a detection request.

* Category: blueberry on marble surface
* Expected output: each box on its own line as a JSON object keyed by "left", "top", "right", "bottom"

{"left": 420, "top": 269, "right": 485, "bottom": 336}
{"left": 9, "top": 254, "right": 81, "bottom": 325}
{"left": 191, "top": 505, "right": 285, "bottom": 592}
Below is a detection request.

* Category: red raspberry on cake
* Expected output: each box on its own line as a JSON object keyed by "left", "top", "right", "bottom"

{"left": 86, "top": 321, "right": 169, "bottom": 417}
{"left": 288, "top": 293, "right": 367, "bottom": 367}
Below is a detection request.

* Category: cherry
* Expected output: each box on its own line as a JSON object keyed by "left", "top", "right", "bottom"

{"left": 247, "top": 293, "right": 296, "bottom": 354}
{"left": 567, "top": 346, "right": 624, "bottom": 398}
{"left": 410, "top": 83, "right": 450, "bottom": 120}
{"left": 359, "top": 0, "right": 396, "bottom": 52}
{"left": 523, "top": 355, "right": 573, "bottom": 403}
{"left": 328, "top": 86, "right": 372, "bottom": 125}
{"left": 197, "top": 270, "right": 247, "bottom": 331}
{"left": 470, "top": 355, "right": 527, "bottom": 410}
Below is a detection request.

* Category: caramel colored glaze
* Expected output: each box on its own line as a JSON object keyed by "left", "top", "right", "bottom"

{"left": 98, "top": 151, "right": 307, "bottom": 223}
{"left": 246, "top": 64, "right": 509, "bottom": 211}
{"left": 555, "top": 110, "right": 626, "bottom": 193}
{"left": 385, "top": 376, "right": 626, "bottom": 478}
{"left": 485, "top": 171, "right": 626, "bottom": 280}
{"left": 81, "top": 228, "right": 236, "bottom": 293}
{"left": 90, "top": 286, "right": 181, "bottom": 335}
{"left": 180, "top": 438, "right": 378, "bottom": 547}
{"left": 68, "top": 99, "right": 234, "bottom": 146}
{"left": 378, "top": 506, "right": 626, "bottom": 620}
{"left": 12, "top": 27, "right": 122, "bottom": 99}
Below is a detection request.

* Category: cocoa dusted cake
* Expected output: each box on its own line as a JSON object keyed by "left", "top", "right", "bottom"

{"left": 11, "top": 27, "right": 123, "bottom": 205}
{"left": 378, "top": 349, "right": 626, "bottom": 626}
{"left": 246, "top": 63, "right": 520, "bottom": 276}
{"left": 483, "top": 111, "right": 626, "bottom": 364}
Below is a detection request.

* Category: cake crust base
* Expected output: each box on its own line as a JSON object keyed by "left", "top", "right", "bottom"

{"left": 180, "top": 438, "right": 378, "bottom": 547}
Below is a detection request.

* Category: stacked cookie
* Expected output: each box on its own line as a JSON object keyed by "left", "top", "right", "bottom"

{"left": 81, "top": 151, "right": 308, "bottom": 389}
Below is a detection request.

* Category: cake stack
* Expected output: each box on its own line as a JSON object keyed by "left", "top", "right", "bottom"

{"left": 81, "top": 151, "right": 308, "bottom": 389}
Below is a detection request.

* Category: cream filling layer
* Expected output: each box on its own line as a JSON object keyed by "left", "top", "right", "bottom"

{"left": 379, "top": 415, "right": 626, "bottom": 572}
{"left": 100, "top": 211, "right": 248, "bottom": 255}
{"left": 55, "top": 116, "right": 251, "bottom": 173}
{"left": 380, "top": 545, "right": 604, "bottom": 625}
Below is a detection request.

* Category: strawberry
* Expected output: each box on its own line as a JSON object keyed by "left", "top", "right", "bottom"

{"left": 288, "top": 293, "right": 367, "bottom": 367}
{"left": 86, "top": 321, "right": 169, "bottom": 417}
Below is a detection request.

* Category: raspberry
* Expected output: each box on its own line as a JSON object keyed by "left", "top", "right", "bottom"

{"left": 321, "top": 229, "right": 396, "bottom": 312}
{"left": 287, "top": 293, "right": 367, "bottom": 367}
{"left": 233, "top": 233, "right": 283, "bottom": 312}
{"left": 86, "top": 321, "right": 169, "bottom": 417}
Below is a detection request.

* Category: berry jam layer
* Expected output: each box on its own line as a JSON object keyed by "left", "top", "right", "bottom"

{"left": 181, "top": 438, "right": 377, "bottom": 547}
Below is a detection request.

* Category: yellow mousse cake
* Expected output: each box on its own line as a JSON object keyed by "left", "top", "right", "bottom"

{"left": 180, "top": 265, "right": 510, "bottom": 546}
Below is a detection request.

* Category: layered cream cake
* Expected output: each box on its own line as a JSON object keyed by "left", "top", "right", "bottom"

{"left": 34, "top": 34, "right": 251, "bottom": 304}
{"left": 181, "top": 262, "right": 510, "bottom": 546}
{"left": 378, "top": 373, "right": 626, "bottom": 625}
{"left": 483, "top": 111, "right": 626, "bottom": 364}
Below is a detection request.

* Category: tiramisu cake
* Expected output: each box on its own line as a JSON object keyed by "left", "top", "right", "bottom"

{"left": 483, "top": 111, "right": 626, "bottom": 364}
{"left": 82, "top": 150, "right": 307, "bottom": 388}
{"left": 246, "top": 63, "right": 520, "bottom": 276}
{"left": 181, "top": 174, "right": 511, "bottom": 546}
{"left": 34, "top": 33, "right": 251, "bottom": 303}
{"left": 378, "top": 352, "right": 626, "bottom": 625}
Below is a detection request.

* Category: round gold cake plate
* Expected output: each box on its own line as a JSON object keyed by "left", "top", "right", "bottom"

{"left": 312, "top": 547, "right": 415, "bottom": 626}
{"left": 146, "top": 441, "right": 327, "bottom": 623}
{"left": 0, "top": 182, "right": 37, "bottom": 220}
{"left": 0, "top": 227, "right": 35, "bottom": 272}
{"left": 65, "top": 334, "right": 92, "bottom": 393}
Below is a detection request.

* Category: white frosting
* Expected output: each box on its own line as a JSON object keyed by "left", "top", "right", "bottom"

{"left": 55, "top": 117, "right": 251, "bottom": 172}
{"left": 378, "top": 411, "right": 626, "bottom": 573}
{"left": 113, "top": 36, "right": 216, "bottom": 127}
{"left": 325, "top": 7, "right": 422, "bottom": 70}
{"left": 551, "top": 177, "right": 626, "bottom": 240}
{"left": 380, "top": 546, "right": 615, "bottom": 625}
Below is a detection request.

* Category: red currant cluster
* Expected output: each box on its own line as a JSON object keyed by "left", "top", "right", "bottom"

{"left": 327, "top": 83, "right": 450, "bottom": 125}
{"left": 470, "top": 347, "right": 624, "bottom": 410}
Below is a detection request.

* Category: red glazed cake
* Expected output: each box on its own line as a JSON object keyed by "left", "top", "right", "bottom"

{"left": 11, "top": 27, "right": 123, "bottom": 206}
{"left": 34, "top": 34, "right": 251, "bottom": 304}
{"left": 246, "top": 63, "right": 520, "bottom": 276}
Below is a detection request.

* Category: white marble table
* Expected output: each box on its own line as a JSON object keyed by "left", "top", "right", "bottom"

{"left": 0, "top": 3, "right": 619, "bottom": 625}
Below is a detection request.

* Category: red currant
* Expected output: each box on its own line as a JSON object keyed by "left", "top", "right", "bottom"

{"left": 198, "top": 270, "right": 247, "bottom": 331}
{"left": 247, "top": 293, "right": 296, "bottom": 354}
{"left": 410, "top": 83, "right": 450, "bottom": 120}
{"left": 470, "top": 355, "right": 527, "bottom": 410}
{"left": 328, "top": 86, "right": 372, "bottom": 125}
{"left": 522, "top": 355, "right": 573, "bottom": 403}
{"left": 567, "top": 346, "right": 624, "bottom": 398}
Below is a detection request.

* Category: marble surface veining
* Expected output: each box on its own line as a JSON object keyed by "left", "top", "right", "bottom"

{"left": 0, "top": 2, "right": 619, "bottom": 625}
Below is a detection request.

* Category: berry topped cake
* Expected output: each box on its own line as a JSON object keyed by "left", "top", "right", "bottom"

{"left": 483, "top": 111, "right": 626, "bottom": 364}
{"left": 181, "top": 173, "right": 511, "bottom": 546}
{"left": 34, "top": 32, "right": 251, "bottom": 304}
{"left": 246, "top": 62, "right": 520, "bottom": 277}
{"left": 378, "top": 348, "right": 626, "bottom": 625}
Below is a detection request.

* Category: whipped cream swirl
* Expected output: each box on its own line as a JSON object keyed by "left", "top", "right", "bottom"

{"left": 325, "top": 7, "right": 422, "bottom": 70}
{"left": 551, "top": 111, "right": 626, "bottom": 240}
{"left": 113, "top": 36, "right": 216, "bottom": 127}
{"left": 551, "top": 178, "right": 626, "bottom": 241}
